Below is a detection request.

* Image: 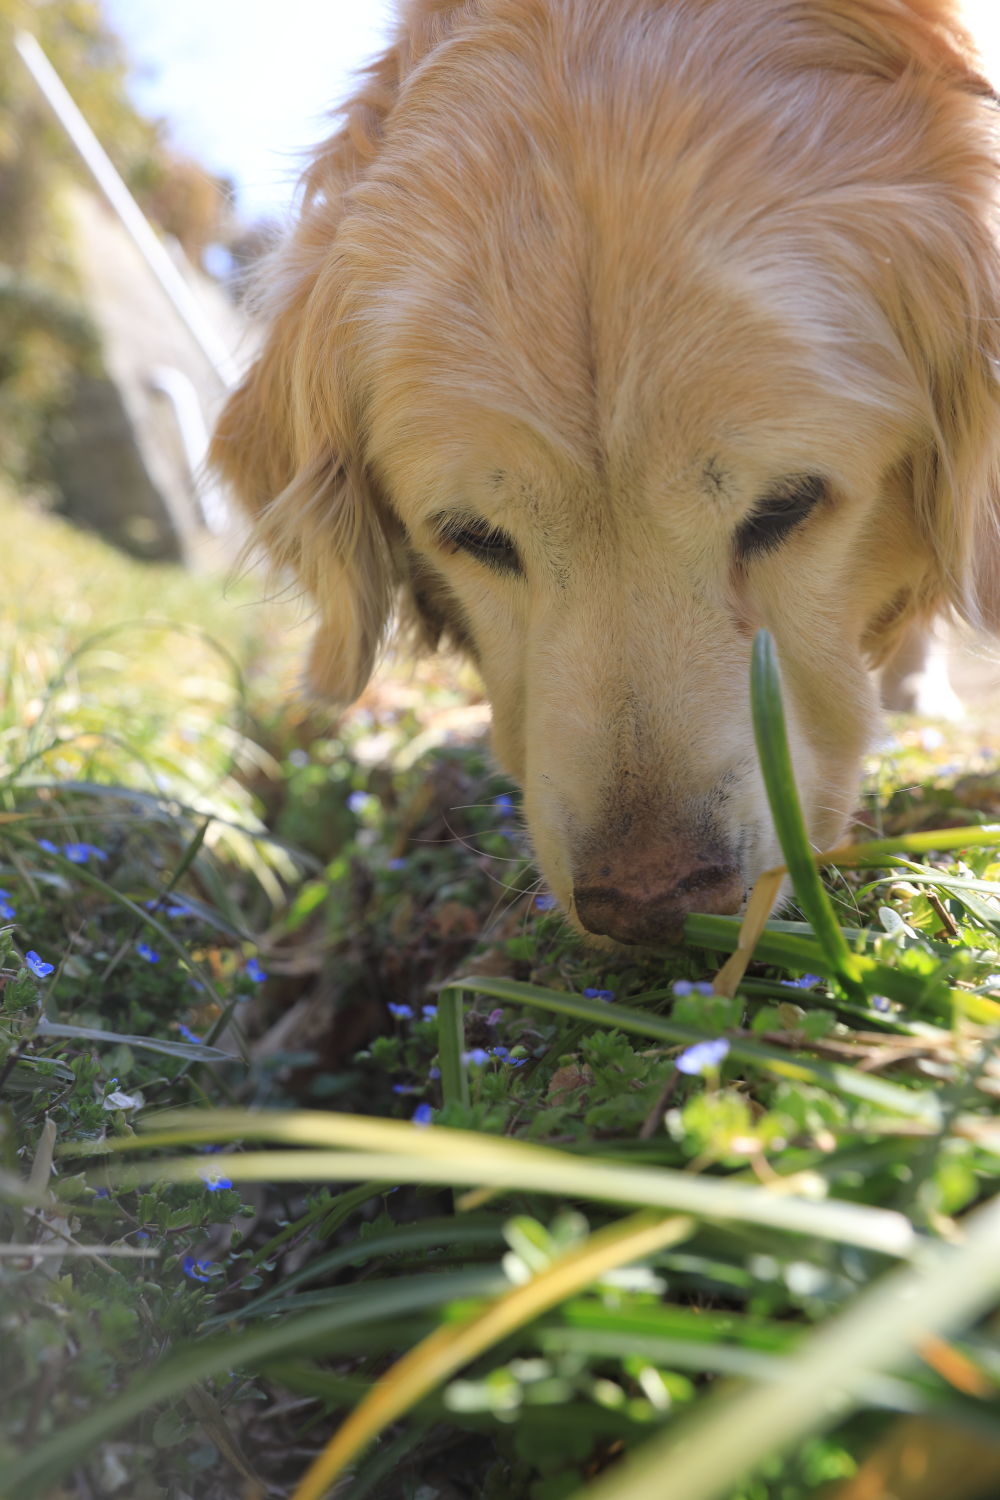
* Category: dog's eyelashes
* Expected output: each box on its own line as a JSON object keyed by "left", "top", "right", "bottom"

{"left": 434, "top": 514, "right": 523, "bottom": 575}
{"left": 734, "top": 475, "right": 827, "bottom": 561}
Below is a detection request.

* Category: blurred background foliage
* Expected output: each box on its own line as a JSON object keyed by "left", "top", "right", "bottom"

{"left": 0, "top": 0, "right": 236, "bottom": 492}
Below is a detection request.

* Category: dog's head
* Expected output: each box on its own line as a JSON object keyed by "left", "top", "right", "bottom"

{"left": 212, "top": 0, "right": 1000, "bottom": 945}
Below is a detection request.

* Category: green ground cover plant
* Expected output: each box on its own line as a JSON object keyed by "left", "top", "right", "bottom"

{"left": 2, "top": 491, "right": 1000, "bottom": 1500}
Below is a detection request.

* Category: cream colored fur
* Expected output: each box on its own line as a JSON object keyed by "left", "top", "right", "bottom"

{"left": 211, "top": 0, "right": 1000, "bottom": 945}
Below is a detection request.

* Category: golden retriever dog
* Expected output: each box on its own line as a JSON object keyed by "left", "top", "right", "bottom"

{"left": 211, "top": 0, "right": 1000, "bottom": 946}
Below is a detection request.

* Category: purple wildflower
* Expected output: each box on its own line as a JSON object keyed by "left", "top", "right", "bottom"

{"left": 388, "top": 1002, "right": 414, "bottom": 1020}
{"left": 136, "top": 943, "right": 159, "bottom": 963}
{"left": 177, "top": 1023, "right": 203, "bottom": 1044}
{"left": 421, "top": 1004, "right": 438, "bottom": 1020}
{"left": 428, "top": 1066, "right": 441, "bottom": 1080}
{"left": 534, "top": 893, "right": 558, "bottom": 911}
{"left": 584, "top": 987, "right": 615, "bottom": 1002}
{"left": 182, "top": 1256, "right": 215, "bottom": 1283}
{"left": 782, "top": 974, "right": 823, "bottom": 990}
{"left": 199, "top": 1169, "right": 233, "bottom": 1192}
{"left": 672, "top": 980, "right": 694, "bottom": 997}
{"left": 462, "top": 1048, "right": 490, "bottom": 1067}
{"left": 412, "top": 1103, "right": 433, "bottom": 1127}
{"left": 245, "top": 958, "right": 267, "bottom": 983}
{"left": 25, "top": 951, "right": 54, "bottom": 979}
{"left": 36, "top": 839, "right": 59, "bottom": 854}
{"left": 676, "top": 1038, "right": 731, "bottom": 1075}
{"left": 64, "top": 842, "right": 106, "bottom": 864}
{"left": 871, "top": 995, "right": 891, "bottom": 1013}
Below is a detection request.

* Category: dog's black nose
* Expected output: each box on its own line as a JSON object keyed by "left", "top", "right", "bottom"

{"left": 573, "top": 857, "right": 745, "bottom": 946}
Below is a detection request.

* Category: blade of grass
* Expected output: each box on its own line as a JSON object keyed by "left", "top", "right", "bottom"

{"left": 750, "top": 630, "right": 865, "bottom": 994}
{"left": 437, "top": 986, "right": 470, "bottom": 1107}
{"left": 93, "top": 1111, "right": 921, "bottom": 1254}
{"left": 439, "top": 978, "right": 949, "bottom": 1123}
{"left": 819, "top": 825, "right": 1000, "bottom": 865}
{"left": 33, "top": 1017, "right": 237, "bottom": 1062}
{"left": 288, "top": 1210, "right": 694, "bottom": 1500}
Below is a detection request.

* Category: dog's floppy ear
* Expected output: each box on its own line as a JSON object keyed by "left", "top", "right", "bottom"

{"left": 210, "top": 0, "right": 469, "bottom": 702}
{"left": 849, "top": 1, "right": 1000, "bottom": 645}
{"left": 211, "top": 315, "right": 395, "bottom": 704}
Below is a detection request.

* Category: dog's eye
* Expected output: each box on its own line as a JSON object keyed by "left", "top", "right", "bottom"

{"left": 734, "top": 475, "right": 827, "bottom": 561}
{"left": 435, "top": 514, "right": 523, "bottom": 575}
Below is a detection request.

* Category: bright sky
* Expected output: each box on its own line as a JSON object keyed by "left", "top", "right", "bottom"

{"left": 100, "top": 0, "right": 397, "bottom": 222}
{"left": 99, "top": 0, "right": 1000, "bottom": 227}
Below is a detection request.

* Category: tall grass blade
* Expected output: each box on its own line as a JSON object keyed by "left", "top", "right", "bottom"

{"left": 750, "top": 630, "right": 864, "bottom": 993}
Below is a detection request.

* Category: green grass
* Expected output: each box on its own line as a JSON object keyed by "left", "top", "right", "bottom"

{"left": 2, "top": 490, "right": 1000, "bottom": 1500}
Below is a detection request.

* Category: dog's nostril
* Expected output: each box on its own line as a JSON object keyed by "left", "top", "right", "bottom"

{"left": 574, "top": 862, "right": 745, "bottom": 946}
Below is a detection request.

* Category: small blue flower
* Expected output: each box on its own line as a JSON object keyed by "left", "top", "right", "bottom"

{"left": 347, "top": 790, "right": 373, "bottom": 814}
{"left": 288, "top": 748, "right": 309, "bottom": 767}
{"left": 25, "top": 951, "right": 54, "bottom": 979}
{"left": 134, "top": 1230, "right": 150, "bottom": 1242}
{"left": 137, "top": 943, "right": 159, "bottom": 964}
{"left": 245, "top": 958, "right": 267, "bottom": 983}
{"left": 412, "top": 1103, "right": 434, "bottom": 1127}
{"left": 676, "top": 1038, "right": 730, "bottom": 1075}
{"left": 182, "top": 1256, "right": 215, "bottom": 1283}
{"left": 491, "top": 1045, "right": 510, "bottom": 1059}
{"left": 64, "top": 842, "right": 106, "bottom": 864}
{"left": 507, "top": 1056, "right": 528, "bottom": 1067}
{"left": 428, "top": 1066, "right": 441, "bottom": 1080}
{"left": 177, "top": 1023, "right": 203, "bottom": 1044}
{"left": 672, "top": 980, "right": 694, "bottom": 997}
{"left": 534, "top": 893, "right": 558, "bottom": 911}
{"left": 199, "top": 1169, "right": 233, "bottom": 1192}
{"left": 196, "top": 1143, "right": 225, "bottom": 1154}
{"left": 392, "top": 1082, "right": 421, "bottom": 1095}
{"left": 37, "top": 839, "right": 59, "bottom": 854}
{"left": 421, "top": 1004, "right": 438, "bottom": 1020}
{"left": 782, "top": 974, "right": 823, "bottom": 990}
{"left": 871, "top": 995, "right": 891, "bottom": 1013}
{"left": 164, "top": 901, "right": 192, "bottom": 919}
{"left": 0, "top": 887, "right": 10, "bottom": 897}
{"left": 584, "top": 987, "right": 615, "bottom": 1002}
{"left": 0, "top": 901, "right": 15, "bottom": 920}
{"left": 494, "top": 794, "right": 514, "bottom": 817}
{"left": 694, "top": 982, "right": 715, "bottom": 997}
{"left": 386, "top": 857, "right": 407, "bottom": 870}
{"left": 94, "top": 1187, "right": 111, "bottom": 1199}
{"left": 462, "top": 1048, "right": 490, "bottom": 1067}
{"left": 387, "top": 1002, "right": 414, "bottom": 1020}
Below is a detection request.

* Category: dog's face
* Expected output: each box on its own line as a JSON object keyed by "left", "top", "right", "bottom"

{"left": 213, "top": 0, "right": 1000, "bottom": 946}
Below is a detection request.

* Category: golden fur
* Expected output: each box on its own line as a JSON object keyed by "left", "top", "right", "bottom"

{"left": 212, "top": 0, "right": 1000, "bottom": 945}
